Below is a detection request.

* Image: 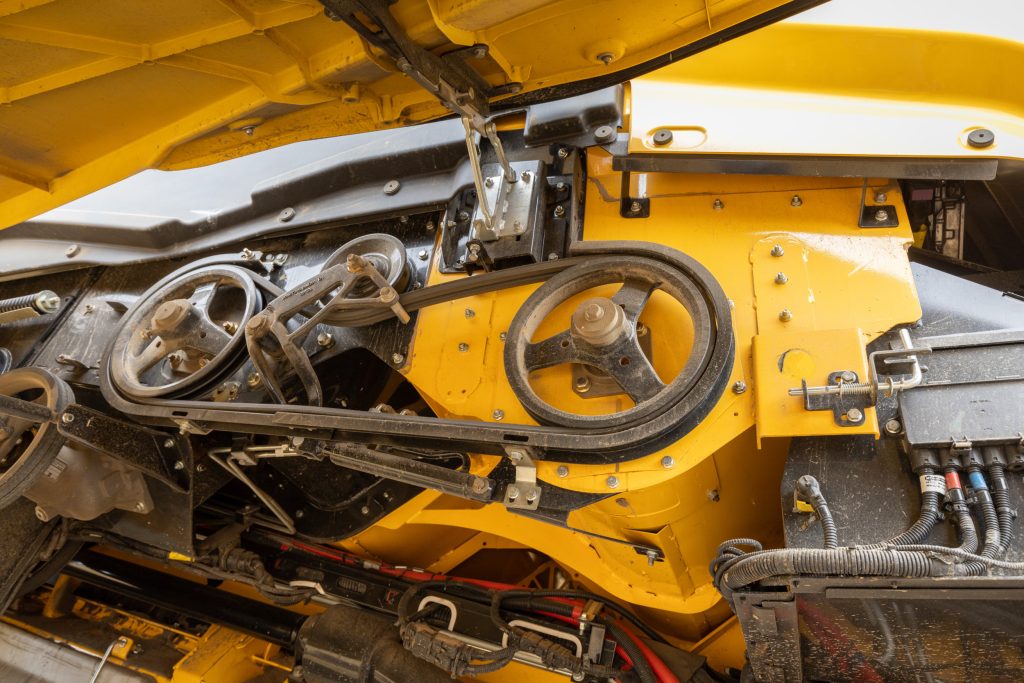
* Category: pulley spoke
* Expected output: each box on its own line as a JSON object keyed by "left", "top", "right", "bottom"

{"left": 130, "top": 336, "right": 172, "bottom": 375}
{"left": 186, "top": 312, "right": 234, "bottom": 357}
{"left": 612, "top": 278, "right": 657, "bottom": 323}
{"left": 601, "top": 343, "right": 665, "bottom": 404}
{"left": 523, "top": 330, "right": 575, "bottom": 371}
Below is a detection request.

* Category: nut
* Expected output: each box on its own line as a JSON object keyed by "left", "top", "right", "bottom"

{"left": 713, "top": 198, "right": 724, "bottom": 210}
{"left": 606, "top": 475, "right": 619, "bottom": 489}
{"left": 791, "top": 195, "right": 803, "bottom": 207}
{"left": 778, "top": 309, "right": 793, "bottom": 322}
{"left": 391, "top": 352, "right": 405, "bottom": 366}
{"left": 492, "top": 409, "right": 504, "bottom": 421}
{"left": 770, "top": 244, "right": 785, "bottom": 257}
{"left": 316, "top": 332, "right": 335, "bottom": 349}
{"left": 732, "top": 380, "right": 747, "bottom": 394}
{"left": 458, "top": 342, "right": 469, "bottom": 352}
{"left": 775, "top": 272, "right": 788, "bottom": 285}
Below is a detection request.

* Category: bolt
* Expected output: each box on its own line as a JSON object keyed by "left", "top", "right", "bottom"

{"left": 874, "top": 208, "right": 890, "bottom": 222}
{"left": 791, "top": 195, "right": 803, "bottom": 207}
{"left": 575, "top": 375, "right": 591, "bottom": 393}
{"left": 629, "top": 200, "right": 642, "bottom": 214}
{"left": 135, "top": 502, "right": 146, "bottom": 512}
{"left": 197, "top": 463, "right": 206, "bottom": 473}
{"left": 492, "top": 409, "right": 504, "bottom": 421}
{"left": 65, "top": 244, "right": 80, "bottom": 258}
{"left": 846, "top": 407, "right": 864, "bottom": 422}
{"left": 778, "top": 309, "right": 793, "bottom": 322}
{"left": 278, "top": 207, "right": 295, "bottom": 222}
{"left": 596, "top": 51, "right": 615, "bottom": 65}
{"left": 507, "top": 485, "right": 520, "bottom": 501}
{"left": 241, "top": 125, "right": 256, "bottom": 136}
{"left": 583, "top": 303, "right": 605, "bottom": 322}
{"left": 770, "top": 244, "right": 785, "bottom": 257}
{"left": 246, "top": 372, "right": 262, "bottom": 388}
{"left": 556, "top": 182, "right": 566, "bottom": 192}
{"left": 471, "top": 43, "right": 488, "bottom": 58}
{"left": 60, "top": 412, "right": 74, "bottom": 424}
{"left": 316, "top": 332, "right": 335, "bottom": 349}
{"left": 222, "top": 321, "right": 238, "bottom": 334}
{"left": 34, "top": 506, "right": 50, "bottom": 522}
{"left": 874, "top": 192, "right": 887, "bottom": 203}
{"left": 360, "top": 505, "right": 370, "bottom": 515}
{"left": 775, "top": 272, "right": 788, "bottom": 285}
{"left": 606, "top": 475, "right": 619, "bottom": 489}
{"left": 646, "top": 551, "right": 659, "bottom": 567}
{"left": 417, "top": 249, "right": 428, "bottom": 261}
{"left": 556, "top": 465, "right": 569, "bottom": 478}
{"left": 83, "top": 304, "right": 95, "bottom": 314}
{"left": 522, "top": 171, "right": 531, "bottom": 183}
{"left": 163, "top": 438, "right": 175, "bottom": 449}
{"left": 707, "top": 489, "right": 721, "bottom": 502}
{"left": 553, "top": 205, "right": 565, "bottom": 218}
{"left": 274, "top": 253, "right": 288, "bottom": 265}
{"left": 458, "top": 342, "right": 469, "bottom": 352}
{"left": 557, "top": 148, "right": 569, "bottom": 159}
{"left": 471, "top": 477, "right": 489, "bottom": 495}
{"left": 464, "top": 308, "right": 475, "bottom": 319}
{"left": 732, "top": 380, "right": 747, "bottom": 394}
{"left": 548, "top": 253, "right": 559, "bottom": 260}
{"left": 295, "top": 509, "right": 305, "bottom": 519}
{"left": 884, "top": 419, "right": 902, "bottom": 435}
{"left": 174, "top": 460, "right": 185, "bottom": 470}
{"left": 499, "top": 332, "right": 507, "bottom": 342}
{"left": 713, "top": 198, "right": 724, "bottom": 210}
{"left": 383, "top": 179, "right": 401, "bottom": 195}
{"left": 458, "top": 210, "right": 470, "bottom": 221}
{"left": 525, "top": 489, "right": 538, "bottom": 503}
{"left": 391, "top": 352, "right": 405, "bottom": 366}
{"left": 661, "top": 455, "right": 674, "bottom": 469}
{"left": 508, "top": 450, "right": 524, "bottom": 462}
{"left": 840, "top": 371, "right": 857, "bottom": 383}
{"left": 426, "top": 221, "right": 435, "bottom": 231}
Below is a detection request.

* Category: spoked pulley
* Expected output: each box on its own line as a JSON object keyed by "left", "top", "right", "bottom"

{"left": 504, "top": 255, "right": 720, "bottom": 429}
{"left": 0, "top": 368, "right": 72, "bottom": 509}
{"left": 108, "top": 265, "right": 262, "bottom": 399}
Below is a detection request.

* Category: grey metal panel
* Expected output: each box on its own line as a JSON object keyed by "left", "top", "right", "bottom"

{"left": 0, "top": 622, "right": 152, "bottom": 683}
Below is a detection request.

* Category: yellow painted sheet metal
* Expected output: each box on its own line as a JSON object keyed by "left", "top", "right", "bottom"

{"left": 0, "top": 0, "right": 810, "bottom": 229}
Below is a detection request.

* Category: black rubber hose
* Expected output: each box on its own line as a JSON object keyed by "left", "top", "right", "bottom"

{"left": 967, "top": 466, "right": 1001, "bottom": 558}
{"left": 946, "top": 469, "right": 986, "bottom": 576}
{"left": 883, "top": 467, "right": 942, "bottom": 546}
{"left": 987, "top": 462, "right": 1014, "bottom": 553}
{"left": 603, "top": 619, "right": 657, "bottom": 683}
{"left": 795, "top": 475, "right": 837, "bottom": 549}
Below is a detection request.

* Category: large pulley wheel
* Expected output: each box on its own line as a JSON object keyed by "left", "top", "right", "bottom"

{"left": 109, "top": 265, "right": 261, "bottom": 399}
{"left": 504, "top": 256, "right": 720, "bottom": 429}
{"left": 0, "top": 368, "right": 72, "bottom": 509}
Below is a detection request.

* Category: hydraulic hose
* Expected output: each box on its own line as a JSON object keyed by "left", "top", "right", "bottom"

{"left": 984, "top": 446, "right": 1014, "bottom": 554}
{"left": 966, "top": 466, "right": 1001, "bottom": 558}
{"left": 945, "top": 468, "right": 986, "bottom": 576}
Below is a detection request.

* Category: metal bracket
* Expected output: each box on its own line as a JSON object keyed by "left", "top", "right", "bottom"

{"left": 798, "top": 371, "right": 871, "bottom": 427}
{"left": 619, "top": 170, "right": 650, "bottom": 218}
{"left": 504, "top": 447, "right": 541, "bottom": 510}
{"left": 471, "top": 161, "right": 543, "bottom": 243}
{"left": 857, "top": 178, "right": 898, "bottom": 228}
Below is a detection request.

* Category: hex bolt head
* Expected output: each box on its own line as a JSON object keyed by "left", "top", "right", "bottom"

{"left": 606, "top": 475, "right": 619, "bottom": 489}
{"left": 556, "top": 465, "right": 569, "bottom": 478}
{"left": 846, "top": 407, "right": 864, "bottom": 422}
{"left": 246, "top": 372, "right": 262, "bottom": 388}
{"left": 840, "top": 371, "right": 857, "bottom": 383}
{"left": 464, "top": 308, "right": 475, "bottom": 319}
{"left": 173, "top": 460, "right": 185, "bottom": 470}
{"left": 471, "top": 477, "right": 489, "bottom": 495}
{"left": 732, "top": 380, "right": 747, "bottom": 394}
{"left": 492, "top": 409, "right": 504, "bottom": 421}
{"left": 316, "top": 332, "right": 335, "bottom": 349}
{"left": 791, "top": 195, "right": 803, "bottom": 207}
{"left": 417, "top": 249, "right": 429, "bottom": 261}
{"left": 652, "top": 128, "right": 673, "bottom": 146}
{"left": 65, "top": 244, "right": 80, "bottom": 258}
{"left": 458, "top": 342, "right": 469, "bottom": 352}
{"left": 707, "top": 489, "right": 721, "bottom": 502}
{"left": 884, "top": 419, "right": 902, "bottom": 435}
{"left": 391, "top": 352, "right": 405, "bottom": 366}
{"left": 383, "top": 179, "right": 401, "bottom": 195}
{"left": 60, "top": 412, "right": 74, "bottom": 424}
{"left": 499, "top": 332, "right": 507, "bottom": 342}
{"left": 163, "top": 438, "right": 175, "bottom": 449}
{"left": 629, "top": 200, "right": 642, "bottom": 214}
{"left": 713, "top": 198, "right": 724, "bottom": 210}
{"left": 506, "top": 484, "right": 520, "bottom": 501}
{"left": 553, "top": 205, "right": 566, "bottom": 218}
{"left": 278, "top": 207, "right": 295, "bottom": 222}
{"left": 575, "top": 375, "right": 591, "bottom": 393}
{"left": 778, "top": 309, "right": 793, "bottom": 322}
{"left": 557, "top": 147, "right": 570, "bottom": 159}
{"left": 661, "top": 455, "right": 675, "bottom": 469}
{"left": 874, "top": 192, "right": 887, "bottom": 203}
{"left": 874, "top": 209, "right": 890, "bottom": 222}
{"left": 770, "top": 244, "right": 785, "bottom": 257}
{"left": 774, "top": 272, "right": 788, "bottom": 285}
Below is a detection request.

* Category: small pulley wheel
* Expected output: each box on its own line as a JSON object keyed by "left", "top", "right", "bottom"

{"left": 504, "top": 256, "right": 718, "bottom": 429}
{"left": 322, "top": 233, "right": 410, "bottom": 299}
{"left": 0, "top": 368, "right": 72, "bottom": 510}
{"left": 109, "top": 265, "right": 261, "bottom": 399}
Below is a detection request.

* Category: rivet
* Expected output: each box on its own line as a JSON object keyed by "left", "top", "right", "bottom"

{"left": 874, "top": 192, "right": 887, "bottom": 203}
{"left": 383, "top": 179, "right": 401, "bottom": 195}
{"left": 278, "top": 207, "right": 295, "bottom": 222}
{"left": 464, "top": 308, "right": 475, "bottom": 319}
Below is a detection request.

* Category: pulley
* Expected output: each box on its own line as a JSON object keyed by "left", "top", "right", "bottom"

{"left": 108, "top": 265, "right": 262, "bottom": 399}
{"left": 321, "top": 233, "right": 410, "bottom": 301}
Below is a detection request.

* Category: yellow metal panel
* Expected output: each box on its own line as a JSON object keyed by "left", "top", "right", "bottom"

{"left": 0, "top": 0, "right": 803, "bottom": 229}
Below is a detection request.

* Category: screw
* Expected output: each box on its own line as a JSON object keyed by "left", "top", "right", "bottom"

{"left": 278, "top": 207, "right": 295, "bottom": 222}
{"left": 606, "top": 475, "right": 619, "bottom": 489}
{"left": 775, "top": 272, "right": 788, "bottom": 284}
{"left": 507, "top": 485, "right": 520, "bottom": 501}
{"left": 316, "top": 332, "right": 335, "bottom": 349}
{"left": 163, "top": 438, "right": 175, "bottom": 448}
{"left": 778, "top": 309, "right": 793, "bottom": 322}
{"left": 770, "top": 244, "right": 785, "bottom": 257}
{"left": 646, "top": 551, "right": 659, "bottom": 567}
{"left": 458, "top": 342, "right": 469, "bottom": 352}
{"left": 247, "top": 372, "right": 262, "bottom": 388}
{"left": 661, "top": 455, "right": 674, "bottom": 469}
{"left": 508, "top": 450, "right": 524, "bottom": 462}
{"left": 553, "top": 205, "right": 566, "bottom": 218}
{"left": 383, "top": 179, "right": 401, "bottom": 195}
{"left": 840, "top": 371, "right": 857, "bottom": 383}
{"left": 791, "top": 195, "right": 803, "bottom": 207}
{"left": 732, "top": 380, "right": 747, "bottom": 394}
{"left": 884, "top": 418, "right": 902, "bottom": 435}
{"left": 173, "top": 460, "right": 185, "bottom": 470}
{"left": 61, "top": 412, "right": 74, "bottom": 424}
{"left": 391, "top": 352, "right": 405, "bottom": 365}
{"left": 874, "top": 192, "right": 887, "bottom": 203}
{"left": 874, "top": 208, "right": 890, "bottom": 222}
{"left": 713, "top": 198, "right": 724, "bottom": 210}
{"left": 556, "top": 465, "right": 569, "bottom": 478}
{"left": 418, "top": 249, "right": 428, "bottom": 261}
{"left": 575, "top": 375, "right": 591, "bottom": 393}
{"left": 629, "top": 200, "right": 642, "bottom": 214}
{"left": 464, "top": 308, "right": 475, "bottom": 319}
{"left": 65, "top": 244, "right": 80, "bottom": 258}
{"left": 526, "top": 489, "right": 538, "bottom": 503}
{"left": 707, "top": 489, "right": 721, "bottom": 502}
{"left": 492, "top": 409, "right": 504, "bottom": 421}
{"left": 846, "top": 408, "right": 864, "bottom": 422}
